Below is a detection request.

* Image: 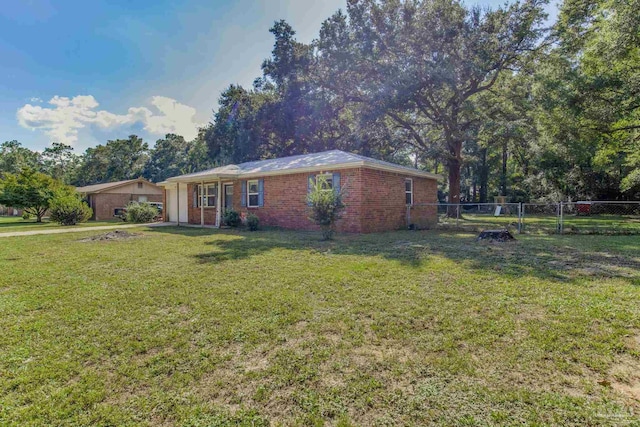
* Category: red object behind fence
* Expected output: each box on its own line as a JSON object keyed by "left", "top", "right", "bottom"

{"left": 577, "top": 201, "right": 591, "bottom": 215}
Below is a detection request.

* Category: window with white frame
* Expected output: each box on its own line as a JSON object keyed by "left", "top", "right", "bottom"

{"left": 405, "top": 179, "right": 413, "bottom": 205}
{"left": 317, "top": 173, "right": 333, "bottom": 190}
{"left": 247, "top": 180, "right": 259, "bottom": 207}
{"left": 197, "top": 184, "right": 217, "bottom": 207}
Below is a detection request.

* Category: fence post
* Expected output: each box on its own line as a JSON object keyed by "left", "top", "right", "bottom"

{"left": 456, "top": 204, "right": 460, "bottom": 228}
{"left": 517, "top": 202, "right": 523, "bottom": 234}
{"left": 559, "top": 202, "right": 564, "bottom": 234}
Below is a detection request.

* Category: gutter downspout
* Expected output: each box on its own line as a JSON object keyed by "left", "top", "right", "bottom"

{"left": 176, "top": 183, "right": 180, "bottom": 226}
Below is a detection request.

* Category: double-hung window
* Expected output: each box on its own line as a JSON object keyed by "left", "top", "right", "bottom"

{"left": 307, "top": 173, "right": 340, "bottom": 206}
{"left": 316, "top": 173, "right": 333, "bottom": 191}
{"left": 247, "top": 180, "right": 260, "bottom": 207}
{"left": 405, "top": 179, "right": 413, "bottom": 205}
{"left": 197, "top": 184, "right": 217, "bottom": 207}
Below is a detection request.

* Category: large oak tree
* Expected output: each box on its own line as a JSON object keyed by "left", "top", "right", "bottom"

{"left": 316, "top": 0, "right": 548, "bottom": 209}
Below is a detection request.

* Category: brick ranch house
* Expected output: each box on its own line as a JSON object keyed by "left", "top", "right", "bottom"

{"left": 76, "top": 178, "right": 163, "bottom": 221}
{"left": 159, "top": 150, "right": 440, "bottom": 233}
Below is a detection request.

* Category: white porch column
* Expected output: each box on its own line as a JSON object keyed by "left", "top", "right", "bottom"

{"left": 200, "top": 181, "right": 204, "bottom": 227}
{"left": 216, "top": 179, "right": 222, "bottom": 227}
{"left": 176, "top": 182, "right": 180, "bottom": 226}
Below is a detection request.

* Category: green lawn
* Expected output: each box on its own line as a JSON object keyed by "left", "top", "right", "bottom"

{"left": 1, "top": 227, "right": 639, "bottom": 426}
{"left": 0, "top": 216, "right": 123, "bottom": 233}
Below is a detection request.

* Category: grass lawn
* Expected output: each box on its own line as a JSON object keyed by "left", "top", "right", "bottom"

{"left": 0, "top": 216, "right": 124, "bottom": 233}
{"left": 1, "top": 227, "right": 639, "bottom": 426}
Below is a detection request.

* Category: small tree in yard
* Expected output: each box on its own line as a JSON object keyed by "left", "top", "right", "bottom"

{"left": 50, "top": 194, "right": 92, "bottom": 226}
{"left": 307, "top": 175, "right": 345, "bottom": 240}
{"left": 0, "top": 169, "right": 61, "bottom": 222}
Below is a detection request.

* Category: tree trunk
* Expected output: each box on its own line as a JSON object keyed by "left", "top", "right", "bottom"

{"left": 465, "top": 164, "right": 472, "bottom": 202}
{"left": 448, "top": 160, "right": 461, "bottom": 199}
{"left": 447, "top": 152, "right": 460, "bottom": 218}
{"left": 500, "top": 142, "right": 508, "bottom": 196}
{"left": 35, "top": 207, "right": 45, "bottom": 223}
{"left": 479, "top": 147, "right": 488, "bottom": 203}
{"left": 472, "top": 179, "right": 477, "bottom": 202}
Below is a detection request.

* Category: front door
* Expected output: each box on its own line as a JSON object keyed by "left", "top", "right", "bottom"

{"left": 224, "top": 184, "right": 233, "bottom": 211}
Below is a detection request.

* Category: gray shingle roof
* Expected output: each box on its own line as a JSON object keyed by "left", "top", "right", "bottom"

{"left": 76, "top": 178, "right": 157, "bottom": 194}
{"left": 165, "top": 150, "right": 439, "bottom": 182}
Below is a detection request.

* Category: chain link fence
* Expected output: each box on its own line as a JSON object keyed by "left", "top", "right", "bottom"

{"left": 407, "top": 203, "right": 522, "bottom": 233}
{"left": 407, "top": 201, "right": 640, "bottom": 235}
{"left": 559, "top": 202, "right": 640, "bottom": 235}
{"left": 521, "top": 203, "right": 560, "bottom": 234}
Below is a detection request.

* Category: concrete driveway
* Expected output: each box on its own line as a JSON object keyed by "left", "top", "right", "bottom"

{"left": 0, "top": 222, "right": 173, "bottom": 238}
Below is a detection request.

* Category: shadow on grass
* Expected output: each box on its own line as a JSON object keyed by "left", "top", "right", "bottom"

{"left": 0, "top": 219, "right": 48, "bottom": 228}
{"left": 148, "top": 226, "right": 640, "bottom": 284}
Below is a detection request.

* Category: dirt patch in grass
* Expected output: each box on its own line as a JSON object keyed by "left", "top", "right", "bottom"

{"left": 79, "top": 230, "right": 142, "bottom": 242}
{"left": 608, "top": 332, "right": 640, "bottom": 405}
{"left": 610, "top": 355, "right": 640, "bottom": 404}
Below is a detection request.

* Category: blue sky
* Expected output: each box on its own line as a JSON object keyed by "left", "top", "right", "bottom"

{"left": 0, "top": 0, "right": 558, "bottom": 152}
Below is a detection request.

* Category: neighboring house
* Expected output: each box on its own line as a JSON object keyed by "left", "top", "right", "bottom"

{"left": 159, "top": 150, "right": 440, "bottom": 233}
{"left": 0, "top": 206, "right": 23, "bottom": 217}
{"left": 76, "top": 178, "right": 163, "bottom": 221}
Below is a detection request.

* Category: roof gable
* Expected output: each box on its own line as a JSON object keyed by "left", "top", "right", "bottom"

{"left": 76, "top": 178, "right": 158, "bottom": 194}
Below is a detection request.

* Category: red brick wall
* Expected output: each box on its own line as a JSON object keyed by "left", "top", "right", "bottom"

{"left": 235, "top": 169, "right": 363, "bottom": 232}
{"left": 92, "top": 193, "right": 162, "bottom": 220}
{"left": 408, "top": 176, "right": 438, "bottom": 229}
{"left": 182, "top": 167, "right": 437, "bottom": 233}
{"left": 414, "top": 175, "right": 438, "bottom": 229}
{"left": 187, "top": 184, "right": 218, "bottom": 225}
{"left": 360, "top": 169, "right": 438, "bottom": 233}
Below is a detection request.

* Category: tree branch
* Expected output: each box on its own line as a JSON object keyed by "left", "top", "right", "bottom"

{"left": 386, "top": 111, "right": 427, "bottom": 149}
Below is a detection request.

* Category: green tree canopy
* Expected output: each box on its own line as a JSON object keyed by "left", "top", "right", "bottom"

{"left": 0, "top": 169, "right": 71, "bottom": 222}
{"left": 42, "top": 142, "right": 78, "bottom": 183}
{"left": 74, "top": 135, "right": 149, "bottom": 186}
{"left": 143, "top": 134, "right": 189, "bottom": 182}
{"left": 315, "top": 0, "right": 548, "bottom": 209}
{"left": 0, "top": 140, "right": 42, "bottom": 176}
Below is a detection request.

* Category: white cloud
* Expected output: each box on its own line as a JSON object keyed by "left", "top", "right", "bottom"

{"left": 29, "top": 97, "right": 43, "bottom": 103}
{"left": 16, "top": 95, "right": 202, "bottom": 144}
